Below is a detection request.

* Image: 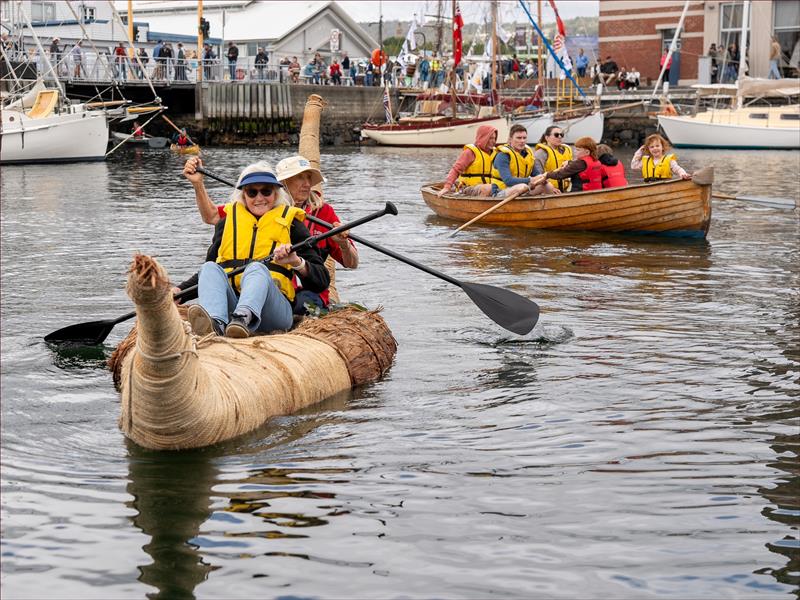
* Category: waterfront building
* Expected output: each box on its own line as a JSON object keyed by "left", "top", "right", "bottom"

{"left": 600, "top": 0, "right": 800, "bottom": 85}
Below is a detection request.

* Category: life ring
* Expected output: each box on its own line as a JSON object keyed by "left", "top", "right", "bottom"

{"left": 371, "top": 49, "right": 388, "bottom": 67}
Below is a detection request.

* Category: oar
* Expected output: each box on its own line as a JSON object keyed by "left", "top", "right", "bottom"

{"left": 448, "top": 186, "right": 528, "bottom": 237}
{"left": 161, "top": 114, "right": 197, "bottom": 147}
{"left": 197, "top": 167, "right": 540, "bottom": 335}
{"left": 44, "top": 204, "right": 397, "bottom": 346}
{"left": 712, "top": 192, "right": 796, "bottom": 210}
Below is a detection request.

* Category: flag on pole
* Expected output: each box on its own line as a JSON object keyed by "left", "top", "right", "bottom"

{"left": 548, "top": 0, "right": 567, "bottom": 38}
{"left": 453, "top": 2, "right": 464, "bottom": 66}
{"left": 383, "top": 85, "right": 393, "bottom": 123}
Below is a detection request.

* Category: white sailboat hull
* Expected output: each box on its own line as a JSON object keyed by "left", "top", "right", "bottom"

{"left": 360, "top": 116, "right": 510, "bottom": 147}
{"left": 515, "top": 111, "right": 605, "bottom": 144}
{"left": 1, "top": 109, "right": 109, "bottom": 164}
{"left": 658, "top": 106, "right": 800, "bottom": 149}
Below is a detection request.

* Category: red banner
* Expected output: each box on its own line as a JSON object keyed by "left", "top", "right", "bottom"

{"left": 548, "top": 0, "right": 566, "bottom": 38}
{"left": 453, "top": 3, "right": 464, "bottom": 66}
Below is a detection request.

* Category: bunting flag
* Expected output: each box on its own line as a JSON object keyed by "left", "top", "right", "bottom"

{"left": 382, "top": 85, "right": 393, "bottom": 123}
{"left": 453, "top": 2, "right": 464, "bottom": 66}
{"left": 548, "top": 0, "right": 567, "bottom": 38}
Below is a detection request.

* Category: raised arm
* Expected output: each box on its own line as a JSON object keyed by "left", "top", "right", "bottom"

{"left": 183, "top": 157, "right": 221, "bottom": 225}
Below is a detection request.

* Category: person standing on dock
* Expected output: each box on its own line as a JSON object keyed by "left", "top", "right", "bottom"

{"left": 114, "top": 42, "right": 127, "bottom": 81}
{"left": 227, "top": 42, "right": 239, "bottom": 81}
{"left": 576, "top": 49, "right": 589, "bottom": 78}
{"left": 255, "top": 47, "right": 268, "bottom": 80}
{"left": 70, "top": 41, "right": 84, "bottom": 79}
{"left": 49, "top": 37, "right": 61, "bottom": 74}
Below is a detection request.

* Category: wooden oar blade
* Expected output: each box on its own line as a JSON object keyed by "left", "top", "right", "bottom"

{"left": 44, "top": 319, "right": 117, "bottom": 345}
{"left": 460, "top": 282, "right": 540, "bottom": 335}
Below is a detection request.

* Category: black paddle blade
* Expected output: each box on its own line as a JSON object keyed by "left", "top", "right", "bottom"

{"left": 44, "top": 319, "right": 118, "bottom": 346}
{"left": 460, "top": 282, "right": 540, "bottom": 335}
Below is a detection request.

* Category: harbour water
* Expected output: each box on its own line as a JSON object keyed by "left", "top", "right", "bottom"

{"left": 1, "top": 146, "right": 799, "bottom": 598}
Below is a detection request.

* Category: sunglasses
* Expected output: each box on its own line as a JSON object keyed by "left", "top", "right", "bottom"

{"left": 550, "top": 132, "right": 564, "bottom": 138}
{"left": 244, "top": 186, "right": 277, "bottom": 198}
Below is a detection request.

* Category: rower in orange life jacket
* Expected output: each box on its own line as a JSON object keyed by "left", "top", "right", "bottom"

{"left": 596, "top": 143, "right": 628, "bottom": 188}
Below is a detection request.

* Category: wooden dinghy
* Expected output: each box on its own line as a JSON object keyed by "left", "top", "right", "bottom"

{"left": 170, "top": 143, "right": 200, "bottom": 155}
{"left": 421, "top": 167, "right": 714, "bottom": 238}
{"left": 108, "top": 255, "right": 396, "bottom": 451}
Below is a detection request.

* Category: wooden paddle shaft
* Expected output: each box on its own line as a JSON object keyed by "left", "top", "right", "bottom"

{"left": 161, "top": 114, "right": 195, "bottom": 145}
{"left": 450, "top": 187, "right": 527, "bottom": 237}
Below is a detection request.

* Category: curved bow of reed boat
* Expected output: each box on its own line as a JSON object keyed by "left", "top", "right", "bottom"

{"left": 109, "top": 254, "right": 396, "bottom": 451}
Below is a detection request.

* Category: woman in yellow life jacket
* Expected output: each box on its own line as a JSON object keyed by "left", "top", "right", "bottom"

{"left": 631, "top": 133, "right": 691, "bottom": 182}
{"left": 175, "top": 161, "right": 330, "bottom": 338}
{"left": 534, "top": 125, "right": 574, "bottom": 192}
{"left": 490, "top": 124, "right": 558, "bottom": 197}
{"left": 438, "top": 124, "right": 498, "bottom": 197}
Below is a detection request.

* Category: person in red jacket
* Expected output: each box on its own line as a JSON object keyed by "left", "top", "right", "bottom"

{"left": 597, "top": 143, "right": 628, "bottom": 188}
{"left": 531, "top": 137, "right": 602, "bottom": 192}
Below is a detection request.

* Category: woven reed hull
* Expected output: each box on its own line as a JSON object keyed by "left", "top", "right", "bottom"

{"left": 109, "top": 255, "right": 396, "bottom": 451}
{"left": 421, "top": 177, "right": 712, "bottom": 238}
{"left": 170, "top": 144, "right": 200, "bottom": 155}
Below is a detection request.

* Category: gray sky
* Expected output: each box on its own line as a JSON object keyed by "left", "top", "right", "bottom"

{"left": 337, "top": 1, "right": 599, "bottom": 23}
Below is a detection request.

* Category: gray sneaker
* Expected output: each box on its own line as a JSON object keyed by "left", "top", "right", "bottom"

{"left": 188, "top": 304, "right": 222, "bottom": 336}
{"left": 225, "top": 313, "right": 250, "bottom": 338}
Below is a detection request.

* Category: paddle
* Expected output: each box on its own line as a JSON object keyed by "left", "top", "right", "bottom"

{"left": 44, "top": 203, "right": 397, "bottom": 346}
{"left": 712, "top": 192, "right": 796, "bottom": 210}
{"left": 197, "top": 167, "right": 540, "bottom": 335}
{"left": 448, "top": 186, "right": 528, "bottom": 237}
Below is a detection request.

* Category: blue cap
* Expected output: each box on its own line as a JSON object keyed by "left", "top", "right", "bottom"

{"left": 237, "top": 171, "right": 284, "bottom": 189}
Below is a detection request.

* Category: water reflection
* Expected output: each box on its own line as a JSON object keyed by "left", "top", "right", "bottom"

{"left": 125, "top": 393, "right": 353, "bottom": 599}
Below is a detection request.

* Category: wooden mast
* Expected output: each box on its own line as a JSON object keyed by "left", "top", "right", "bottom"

{"left": 197, "top": 0, "right": 204, "bottom": 82}
{"left": 491, "top": 0, "right": 497, "bottom": 103}
{"left": 537, "top": 0, "right": 544, "bottom": 92}
{"left": 451, "top": 0, "right": 457, "bottom": 118}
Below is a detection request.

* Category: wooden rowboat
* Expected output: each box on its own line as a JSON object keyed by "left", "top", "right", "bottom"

{"left": 108, "top": 255, "right": 396, "bottom": 450}
{"left": 170, "top": 143, "right": 200, "bottom": 155}
{"left": 421, "top": 168, "right": 713, "bottom": 238}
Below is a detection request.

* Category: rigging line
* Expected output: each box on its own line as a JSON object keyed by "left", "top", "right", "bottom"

{"left": 16, "top": 1, "right": 64, "bottom": 96}
{"left": 106, "top": 0, "right": 161, "bottom": 104}
{"left": 105, "top": 108, "right": 162, "bottom": 157}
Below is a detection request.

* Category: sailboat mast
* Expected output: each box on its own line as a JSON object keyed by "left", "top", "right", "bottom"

{"left": 198, "top": 0, "right": 204, "bottom": 82}
{"left": 491, "top": 0, "right": 497, "bottom": 97}
{"left": 737, "top": 0, "right": 750, "bottom": 108}
{"left": 451, "top": 0, "right": 457, "bottom": 118}
{"left": 537, "top": 0, "right": 543, "bottom": 91}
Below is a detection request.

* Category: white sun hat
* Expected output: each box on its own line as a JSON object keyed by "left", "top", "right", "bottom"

{"left": 275, "top": 155, "right": 324, "bottom": 186}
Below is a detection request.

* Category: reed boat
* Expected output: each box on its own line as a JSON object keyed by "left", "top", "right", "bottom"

{"left": 421, "top": 167, "right": 713, "bottom": 238}
{"left": 108, "top": 255, "right": 396, "bottom": 451}
{"left": 170, "top": 143, "right": 200, "bottom": 155}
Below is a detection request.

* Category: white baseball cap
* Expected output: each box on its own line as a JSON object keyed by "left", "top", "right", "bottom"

{"left": 275, "top": 155, "right": 324, "bottom": 186}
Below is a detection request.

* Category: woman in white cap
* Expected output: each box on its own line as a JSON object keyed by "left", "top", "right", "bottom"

{"left": 275, "top": 155, "right": 359, "bottom": 313}
{"left": 183, "top": 154, "right": 358, "bottom": 315}
{"left": 175, "top": 161, "right": 329, "bottom": 338}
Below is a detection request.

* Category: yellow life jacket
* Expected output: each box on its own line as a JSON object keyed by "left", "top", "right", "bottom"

{"left": 490, "top": 144, "right": 535, "bottom": 190}
{"left": 458, "top": 144, "right": 496, "bottom": 187}
{"left": 217, "top": 201, "right": 307, "bottom": 300}
{"left": 642, "top": 153, "right": 676, "bottom": 181}
{"left": 536, "top": 142, "right": 573, "bottom": 192}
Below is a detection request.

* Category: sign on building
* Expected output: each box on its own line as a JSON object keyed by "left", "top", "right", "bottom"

{"left": 330, "top": 29, "right": 341, "bottom": 53}
{"left": 515, "top": 27, "right": 527, "bottom": 50}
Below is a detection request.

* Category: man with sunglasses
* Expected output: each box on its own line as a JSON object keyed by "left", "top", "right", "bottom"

{"left": 176, "top": 162, "right": 329, "bottom": 338}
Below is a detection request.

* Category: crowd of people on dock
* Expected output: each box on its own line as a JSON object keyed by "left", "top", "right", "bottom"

{"left": 439, "top": 125, "right": 690, "bottom": 200}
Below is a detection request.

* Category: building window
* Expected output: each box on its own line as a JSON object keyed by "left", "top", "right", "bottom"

{"left": 247, "top": 43, "right": 258, "bottom": 56}
{"left": 774, "top": 0, "right": 800, "bottom": 76}
{"left": 719, "top": 2, "right": 750, "bottom": 51}
{"left": 30, "top": 2, "right": 56, "bottom": 21}
{"left": 82, "top": 5, "right": 95, "bottom": 23}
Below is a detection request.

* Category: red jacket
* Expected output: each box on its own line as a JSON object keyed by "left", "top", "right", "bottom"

{"left": 577, "top": 155, "right": 603, "bottom": 191}
{"left": 600, "top": 159, "right": 628, "bottom": 188}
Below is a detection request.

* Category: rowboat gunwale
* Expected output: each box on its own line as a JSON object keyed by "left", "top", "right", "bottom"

{"left": 420, "top": 176, "right": 712, "bottom": 237}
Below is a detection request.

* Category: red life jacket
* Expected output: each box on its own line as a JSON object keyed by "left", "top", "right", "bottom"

{"left": 177, "top": 134, "right": 189, "bottom": 146}
{"left": 578, "top": 155, "right": 603, "bottom": 191}
{"left": 601, "top": 160, "right": 628, "bottom": 188}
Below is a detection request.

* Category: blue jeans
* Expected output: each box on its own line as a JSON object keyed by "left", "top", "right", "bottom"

{"left": 198, "top": 262, "right": 293, "bottom": 332}
{"left": 769, "top": 60, "right": 781, "bottom": 79}
{"left": 228, "top": 59, "right": 236, "bottom": 80}
{"left": 293, "top": 290, "right": 325, "bottom": 315}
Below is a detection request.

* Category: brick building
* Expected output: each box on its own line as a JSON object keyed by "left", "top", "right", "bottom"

{"left": 600, "top": 0, "right": 800, "bottom": 85}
